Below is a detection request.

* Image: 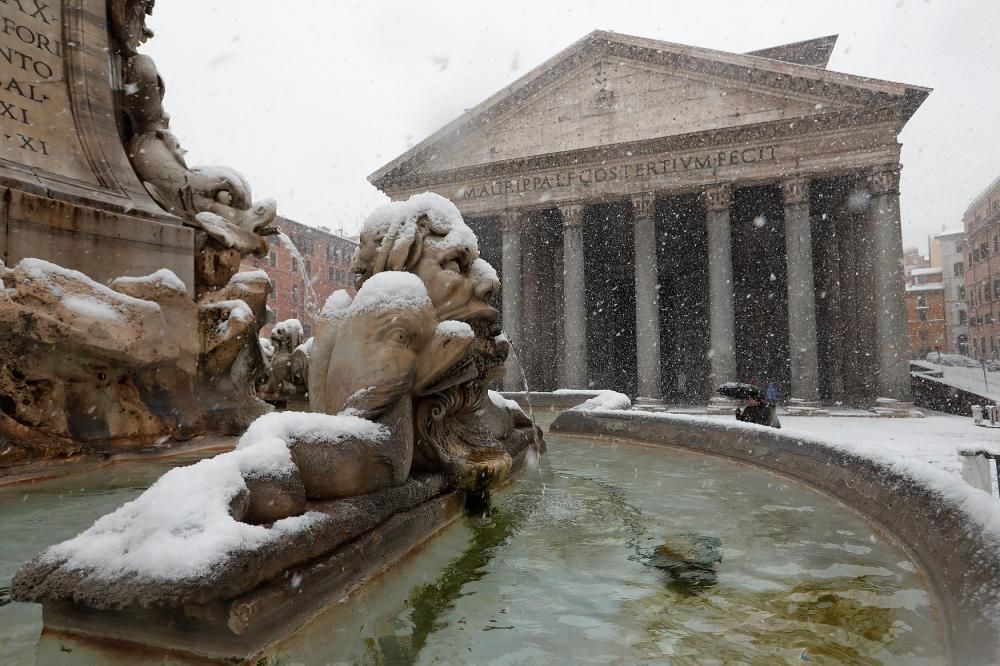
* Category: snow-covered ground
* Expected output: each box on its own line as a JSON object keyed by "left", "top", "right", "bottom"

{"left": 696, "top": 410, "right": 1000, "bottom": 500}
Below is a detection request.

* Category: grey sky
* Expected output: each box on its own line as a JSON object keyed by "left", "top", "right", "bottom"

{"left": 144, "top": 0, "right": 999, "bottom": 253}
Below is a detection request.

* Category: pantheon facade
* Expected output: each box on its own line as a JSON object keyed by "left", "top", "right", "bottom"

{"left": 370, "top": 32, "right": 929, "bottom": 406}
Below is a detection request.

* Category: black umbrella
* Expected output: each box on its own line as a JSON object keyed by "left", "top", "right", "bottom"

{"left": 716, "top": 382, "right": 766, "bottom": 401}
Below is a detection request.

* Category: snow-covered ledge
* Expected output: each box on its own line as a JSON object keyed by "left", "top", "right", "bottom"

{"left": 550, "top": 408, "right": 1000, "bottom": 666}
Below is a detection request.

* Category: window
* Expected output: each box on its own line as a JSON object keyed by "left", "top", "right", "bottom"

{"left": 959, "top": 310, "right": 968, "bottom": 325}
{"left": 919, "top": 330, "right": 928, "bottom": 341}
{"left": 956, "top": 242, "right": 964, "bottom": 253}
{"left": 918, "top": 309, "right": 928, "bottom": 322}
{"left": 988, "top": 313, "right": 995, "bottom": 325}
{"left": 329, "top": 266, "right": 336, "bottom": 281}
{"left": 291, "top": 284, "right": 298, "bottom": 304}
{"left": 915, "top": 274, "right": 926, "bottom": 285}
{"left": 954, "top": 261, "right": 964, "bottom": 277}
{"left": 994, "top": 279, "right": 1000, "bottom": 300}
{"left": 269, "top": 252, "right": 277, "bottom": 268}
{"left": 291, "top": 257, "right": 298, "bottom": 272}
{"left": 304, "top": 260, "right": 312, "bottom": 276}
{"left": 958, "top": 285, "right": 966, "bottom": 300}
{"left": 917, "top": 295, "right": 927, "bottom": 308}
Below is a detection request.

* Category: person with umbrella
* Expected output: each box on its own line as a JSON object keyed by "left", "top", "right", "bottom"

{"left": 717, "top": 382, "right": 781, "bottom": 429}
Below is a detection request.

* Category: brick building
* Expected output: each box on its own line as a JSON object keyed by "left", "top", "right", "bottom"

{"left": 905, "top": 267, "right": 946, "bottom": 358}
{"left": 928, "top": 228, "right": 967, "bottom": 354}
{"left": 241, "top": 216, "right": 358, "bottom": 338}
{"left": 963, "top": 175, "right": 1000, "bottom": 360}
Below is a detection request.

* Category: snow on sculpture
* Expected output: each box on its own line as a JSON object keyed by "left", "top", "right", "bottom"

{"left": 0, "top": 259, "right": 273, "bottom": 463}
{"left": 11, "top": 198, "right": 545, "bottom": 651}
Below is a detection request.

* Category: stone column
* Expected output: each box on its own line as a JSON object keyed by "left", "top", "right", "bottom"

{"left": 560, "top": 203, "right": 588, "bottom": 389}
{"left": 704, "top": 183, "right": 737, "bottom": 394}
{"left": 501, "top": 209, "right": 526, "bottom": 391}
{"left": 631, "top": 192, "right": 663, "bottom": 402}
{"left": 781, "top": 177, "right": 821, "bottom": 402}
{"left": 868, "top": 165, "right": 912, "bottom": 401}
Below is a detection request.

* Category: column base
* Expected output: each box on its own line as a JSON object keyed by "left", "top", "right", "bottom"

{"left": 784, "top": 398, "right": 830, "bottom": 417}
{"left": 705, "top": 396, "right": 739, "bottom": 415}
{"left": 870, "top": 397, "right": 924, "bottom": 418}
{"left": 634, "top": 397, "right": 667, "bottom": 412}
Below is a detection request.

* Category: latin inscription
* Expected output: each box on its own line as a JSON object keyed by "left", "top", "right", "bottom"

{"left": 0, "top": 0, "right": 94, "bottom": 181}
{"left": 459, "top": 145, "right": 778, "bottom": 200}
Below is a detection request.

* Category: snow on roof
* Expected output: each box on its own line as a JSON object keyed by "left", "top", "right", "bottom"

{"left": 906, "top": 283, "right": 944, "bottom": 292}
{"left": 934, "top": 228, "right": 964, "bottom": 239}
{"left": 909, "top": 267, "right": 942, "bottom": 276}
{"left": 348, "top": 271, "right": 431, "bottom": 315}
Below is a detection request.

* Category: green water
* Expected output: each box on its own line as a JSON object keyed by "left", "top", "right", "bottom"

{"left": 0, "top": 425, "right": 945, "bottom": 664}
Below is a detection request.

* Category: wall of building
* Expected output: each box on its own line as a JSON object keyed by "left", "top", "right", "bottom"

{"left": 929, "top": 231, "right": 967, "bottom": 354}
{"left": 963, "top": 175, "right": 1000, "bottom": 359}
{"left": 240, "top": 217, "right": 358, "bottom": 338}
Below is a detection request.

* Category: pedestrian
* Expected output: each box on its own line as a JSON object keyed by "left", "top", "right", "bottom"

{"left": 736, "top": 395, "right": 781, "bottom": 429}
{"left": 766, "top": 382, "right": 778, "bottom": 404}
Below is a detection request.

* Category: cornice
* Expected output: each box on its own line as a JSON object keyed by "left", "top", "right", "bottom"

{"left": 378, "top": 106, "right": 903, "bottom": 193}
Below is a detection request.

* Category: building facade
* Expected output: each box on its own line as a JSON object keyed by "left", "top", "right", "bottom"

{"left": 241, "top": 217, "right": 358, "bottom": 338}
{"left": 929, "top": 229, "right": 967, "bottom": 354}
{"left": 905, "top": 267, "right": 946, "bottom": 358}
{"left": 963, "top": 175, "right": 1000, "bottom": 360}
{"left": 371, "top": 32, "right": 929, "bottom": 405}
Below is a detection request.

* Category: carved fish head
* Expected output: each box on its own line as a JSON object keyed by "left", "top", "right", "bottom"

{"left": 326, "top": 300, "right": 438, "bottom": 420}
{"left": 414, "top": 328, "right": 477, "bottom": 396}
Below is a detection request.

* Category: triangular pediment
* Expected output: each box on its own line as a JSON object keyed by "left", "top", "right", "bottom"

{"left": 371, "top": 31, "right": 930, "bottom": 188}
{"left": 425, "top": 58, "right": 843, "bottom": 173}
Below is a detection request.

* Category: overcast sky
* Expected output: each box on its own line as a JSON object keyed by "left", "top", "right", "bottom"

{"left": 144, "top": 0, "right": 999, "bottom": 253}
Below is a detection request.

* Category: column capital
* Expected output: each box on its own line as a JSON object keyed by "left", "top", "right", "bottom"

{"left": 867, "top": 164, "right": 901, "bottom": 196}
{"left": 559, "top": 203, "right": 586, "bottom": 228}
{"left": 630, "top": 192, "right": 657, "bottom": 221}
{"left": 780, "top": 176, "right": 811, "bottom": 207}
{"left": 703, "top": 183, "right": 733, "bottom": 212}
{"left": 499, "top": 209, "right": 528, "bottom": 233}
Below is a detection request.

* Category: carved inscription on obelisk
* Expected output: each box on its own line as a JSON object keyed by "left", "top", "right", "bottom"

{"left": 0, "top": 0, "right": 96, "bottom": 182}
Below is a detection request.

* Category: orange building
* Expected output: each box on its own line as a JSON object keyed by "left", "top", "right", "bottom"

{"left": 240, "top": 216, "right": 358, "bottom": 338}
{"left": 963, "top": 175, "right": 1000, "bottom": 360}
{"left": 905, "top": 267, "right": 946, "bottom": 358}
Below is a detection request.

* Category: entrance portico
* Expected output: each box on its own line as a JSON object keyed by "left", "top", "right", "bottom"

{"left": 370, "top": 32, "right": 929, "bottom": 405}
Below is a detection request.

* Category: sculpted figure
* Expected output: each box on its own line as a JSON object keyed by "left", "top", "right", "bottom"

{"left": 258, "top": 319, "right": 305, "bottom": 402}
{"left": 291, "top": 272, "right": 476, "bottom": 498}
{"left": 112, "top": 1, "right": 278, "bottom": 295}
{"left": 312, "top": 192, "right": 539, "bottom": 491}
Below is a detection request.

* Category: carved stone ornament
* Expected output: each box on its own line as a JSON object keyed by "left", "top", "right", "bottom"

{"left": 559, "top": 203, "right": 586, "bottom": 227}
{"left": 113, "top": 2, "right": 279, "bottom": 294}
{"left": 109, "top": 0, "right": 155, "bottom": 56}
{"left": 781, "top": 177, "right": 811, "bottom": 207}
{"left": 868, "top": 165, "right": 901, "bottom": 196}
{"left": 703, "top": 183, "right": 733, "bottom": 212}
{"left": 630, "top": 192, "right": 657, "bottom": 220}
{"left": 499, "top": 208, "right": 529, "bottom": 233}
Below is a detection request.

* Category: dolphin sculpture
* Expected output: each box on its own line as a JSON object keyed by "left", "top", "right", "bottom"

{"left": 293, "top": 272, "right": 477, "bottom": 499}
